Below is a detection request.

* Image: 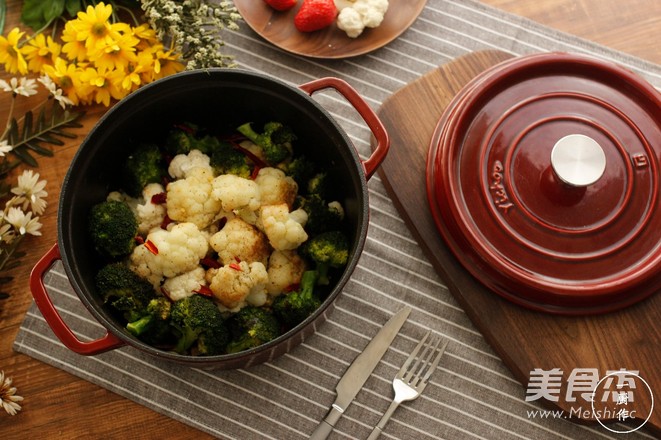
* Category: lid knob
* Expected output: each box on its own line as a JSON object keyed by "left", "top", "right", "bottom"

{"left": 550, "top": 134, "right": 606, "bottom": 187}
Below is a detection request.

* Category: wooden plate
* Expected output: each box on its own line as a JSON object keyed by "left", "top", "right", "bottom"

{"left": 234, "top": 0, "right": 427, "bottom": 59}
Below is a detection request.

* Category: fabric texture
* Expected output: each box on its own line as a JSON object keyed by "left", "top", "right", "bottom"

{"left": 14, "top": 0, "right": 660, "bottom": 438}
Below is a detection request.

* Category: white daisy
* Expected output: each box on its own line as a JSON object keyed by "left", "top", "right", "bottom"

{"left": 11, "top": 170, "right": 48, "bottom": 215}
{"left": 0, "top": 370, "right": 23, "bottom": 416}
{"left": 0, "top": 140, "right": 13, "bottom": 157}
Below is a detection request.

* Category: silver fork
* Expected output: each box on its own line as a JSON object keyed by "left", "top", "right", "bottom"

{"left": 366, "top": 330, "right": 448, "bottom": 440}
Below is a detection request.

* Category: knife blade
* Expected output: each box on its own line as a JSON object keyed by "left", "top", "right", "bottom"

{"left": 309, "top": 306, "right": 412, "bottom": 440}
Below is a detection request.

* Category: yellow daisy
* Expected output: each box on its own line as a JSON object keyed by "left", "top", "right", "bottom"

{"left": 0, "top": 28, "right": 28, "bottom": 74}
{"left": 61, "top": 19, "right": 88, "bottom": 62}
{"left": 89, "top": 25, "right": 139, "bottom": 71}
{"left": 151, "top": 48, "right": 185, "bottom": 81}
{"left": 21, "top": 33, "right": 62, "bottom": 74}
{"left": 43, "top": 57, "right": 89, "bottom": 105}
{"left": 71, "top": 3, "right": 120, "bottom": 54}
{"left": 79, "top": 66, "right": 128, "bottom": 107}
{"left": 123, "top": 50, "right": 154, "bottom": 91}
{"left": 131, "top": 23, "right": 160, "bottom": 51}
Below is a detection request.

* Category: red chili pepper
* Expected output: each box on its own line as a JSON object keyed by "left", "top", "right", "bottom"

{"left": 145, "top": 239, "right": 159, "bottom": 255}
{"left": 234, "top": 256, "right": 242, "bottom": 263}
{"left": 229, "top": 262, "right": 242, "bottom": 271}
{"left": 151, "top": 192, "right": 167, "bottom": 204}
{"left": 160, "top": 287, "right": 173, "bottom": 302}
{"left": 200, "top": 257, "right": 221, "bottom": 269}
{"left": 160, "top": 215, "right": 174, "bottom": 230}
{"left": 229, "top": 139, "right": 268, "bottom": 169}
{"left": 284, "top": 283, "right": 299, "bottom": 293}
{"left": 250, "top": 165, "right": 261, "bottom": 180}
{"left": 173, "top": 123, "right": 196, "bottom": 134}
{"left": 194, "top": 285, "right": 214, "bottom": 297}
{"left": 134, "top": 235, "right": 145, "bottom": 244}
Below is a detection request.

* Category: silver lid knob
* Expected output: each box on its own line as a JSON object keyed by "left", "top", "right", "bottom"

{"left": 550, "top": 134, "right": 606, "bottom": 187}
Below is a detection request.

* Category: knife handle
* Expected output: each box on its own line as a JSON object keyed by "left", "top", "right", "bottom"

{"left": 309, "top": 403, "right": 343, "bottom": 440}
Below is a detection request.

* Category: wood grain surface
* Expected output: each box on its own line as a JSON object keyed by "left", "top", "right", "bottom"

{"left": 373, "top": 50, "right": 659, "bottom": 434}
{"left": 0, "top": 0, "right": 659, "bottom": 438}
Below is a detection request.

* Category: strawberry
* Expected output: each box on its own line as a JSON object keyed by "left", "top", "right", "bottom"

{"left": 294, "top": 0, "right": 338, "bottom": 33}
{"left": 263, "top": 0, "right": 298, "bottom": 11}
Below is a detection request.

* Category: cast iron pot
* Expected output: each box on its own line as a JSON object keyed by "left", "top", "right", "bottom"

{"left": 29, "top": 69, "right": 389, "bottom": 369}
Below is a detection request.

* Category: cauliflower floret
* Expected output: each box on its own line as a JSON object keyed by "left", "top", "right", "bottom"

{"left": 212, "top": 174, "right": 261, "bottom": 215}
{"left": 136, "top": 183, "right": 166, "bottom": 234}
{"left": 166, "top": 167, "right": 225, "bottom": 229}
{"left": 254, "top": 167, "right": 297, "bottom": 208}
{"left": 207, "top": 261, "right": 269, "bottom": 310}
{"left": 266, "top": 250, "right": 307, "bottom": 295}
{"left": 168, "top": 149, "right": 212, "bottom": 179}
{"left": 161, "top": 266, "right": 207, "bottom": 302}
{"left": 337, "top": 7, "right": 366, "bottom": 38}
{"left": 337, "top": 0, "right": 389, "bottom": 38}
{"left": 258, "top": 204, "right": 308, "bottom": 251}
{"left": 129, "top": 222, "right": 209, "bottom": 282}
{"left": 209, "top": 217, "right": 270, "bottom": 266}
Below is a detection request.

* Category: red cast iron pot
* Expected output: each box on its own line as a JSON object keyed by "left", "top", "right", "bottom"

{"left": 30, "top": 69, "right": 389, "bottom": 369}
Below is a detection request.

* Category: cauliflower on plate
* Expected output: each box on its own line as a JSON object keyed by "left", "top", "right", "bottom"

{"left": 258, "top": 204, "right": 309, "bottom": 251}
{"left": 255, "top": 167, "right": 297, "bottom": 208}
{"left": 207, "top": 261, "right": 269, "bottom": 310}
{"left": 336, "top": 0, "right": 389, "bottom": 38}
{"left": 266, "top": 250, "right": 307, "bottom": 295}
{"left": 166, "top": 167, "right": 225, "bottom": 229}
{"left": 209, "top": 217, "right": 270, "bottom": 266}
{"left": 168, "top": 149, "right": 212, "bottom": 179}
{"left": 129, "top": 222, "right": 209, "bottom": 283}
{"left": 161, "top": 266, "right": 207, "bottom": 301}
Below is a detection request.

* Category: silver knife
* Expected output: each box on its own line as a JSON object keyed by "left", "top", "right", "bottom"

{"left": 309, "top": 306, "right": 412, "bottom": 440}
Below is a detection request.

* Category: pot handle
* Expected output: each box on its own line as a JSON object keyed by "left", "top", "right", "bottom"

{"left": 29, "top": 243, "right": 125, "bottom": 355}
{"left": 299, "top": 77, "right": 389, "bottom": 180}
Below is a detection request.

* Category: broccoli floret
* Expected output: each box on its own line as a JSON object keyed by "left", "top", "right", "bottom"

{"left": 126, "top": 296, "right": 172, "bottom": 336}
{"left": 301, "top": 231, "right": 350, "bottom": 285}
{"left": 237, "top": 121, "right": 295, "bottom": 166}
{"left": 307, "top": 172, "right": 331, "bottom": 199}
{"left": 164, "top": 123, "right": 202, "bottom": 155}
{"left": 226, "top": 306, "right": 281, "bottom": 354}
{"left": 122, "top": 143, "right": 166, "bottom": 197}
{"left": 170, "top": 294, "right": 229, "bottom": 355}
{"left": 95, "top": 263, "right": 157, "bottom": 322}
{"left": 296, "top": 195, "right": 344, "bottom": 235}
{"left": 209, "top": 140, "right": 252, "bottom": 178}
{"left": 272, "top": 270, "right": 321, "bottom": 329}
{"left": 89, "top": 201, "right": 138, "bottom": 259}
{"left": 278, "top": 155, "right": 316, "bottom": 188}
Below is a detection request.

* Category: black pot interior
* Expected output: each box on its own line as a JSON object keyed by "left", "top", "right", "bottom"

{"left": 58, "top": 69, "right": 369, "bottom": 366}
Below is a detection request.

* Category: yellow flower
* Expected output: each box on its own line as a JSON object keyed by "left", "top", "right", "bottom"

{"left": 123, "top": 50, "right": 154, "bottom": 91}
{"left": 61, "top": 20, "right": 88, "bottom": 62}
{"left": 79, "top": 66, "right": 128, "bottom": 107}
{"left": 151, "top": 48, "right": 185, "bottom": 81}
{"left": 0, "top": 28, "right": 28, "bottom": 74}
{"left": 89, "top": 24, "right": 139, "bottom": 71}
{"left": 132, "top": 23, "right": 160, "bottom": 51}
{"left": 21, "top": 33, "right": 62, "bottom": 74}
{"left": 71, "top": 3, "right": 120, "bottom": 54}
{"left": 43, "top": 57, "right": 90, "bottom": 105}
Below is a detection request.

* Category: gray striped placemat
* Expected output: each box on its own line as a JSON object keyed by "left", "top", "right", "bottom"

{"left": 14, "top": 1, "right": 660, "bottom": 438}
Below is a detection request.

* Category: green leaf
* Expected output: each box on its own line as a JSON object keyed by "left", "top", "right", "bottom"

{"left": 8, "top": 103, "right": 83, "bottom": 168}
{"left": 21, "top": 0, "right": 66, "bottom": 30}
{"left": 0, "top": 0, "right": 7, "bottom": 34}
{"left": 65, "top": 0, "right": 85, "bottom": 18}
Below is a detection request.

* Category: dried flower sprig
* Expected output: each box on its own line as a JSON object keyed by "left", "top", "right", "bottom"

{"left": 140, "top": 0, "right": 241, "bottom": 69}
{"left": 0, "top": 370, "right": 23, "bottom": 416}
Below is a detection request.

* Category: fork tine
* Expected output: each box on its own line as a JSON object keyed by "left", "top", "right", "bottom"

{"left": 399, "top": 330, "right": 430, "bottom": 380}
{"left": 409, "top": 334, "right": 443, "bottom": 387}
{"left": 421, "top": 337, "right": 448, "bottom": 383}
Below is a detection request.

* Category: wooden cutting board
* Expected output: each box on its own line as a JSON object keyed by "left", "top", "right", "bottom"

{"left": 372, "top": 50, "right": 660, "bottom": 434}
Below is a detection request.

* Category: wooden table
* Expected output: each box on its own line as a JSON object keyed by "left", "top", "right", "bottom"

{"left": 0, "top": 0, "right": 659, "bottom": 437}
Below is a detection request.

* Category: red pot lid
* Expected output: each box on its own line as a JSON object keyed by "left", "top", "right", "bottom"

{"left": 426, "top": 52, "right": 661, "bottom": 314}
